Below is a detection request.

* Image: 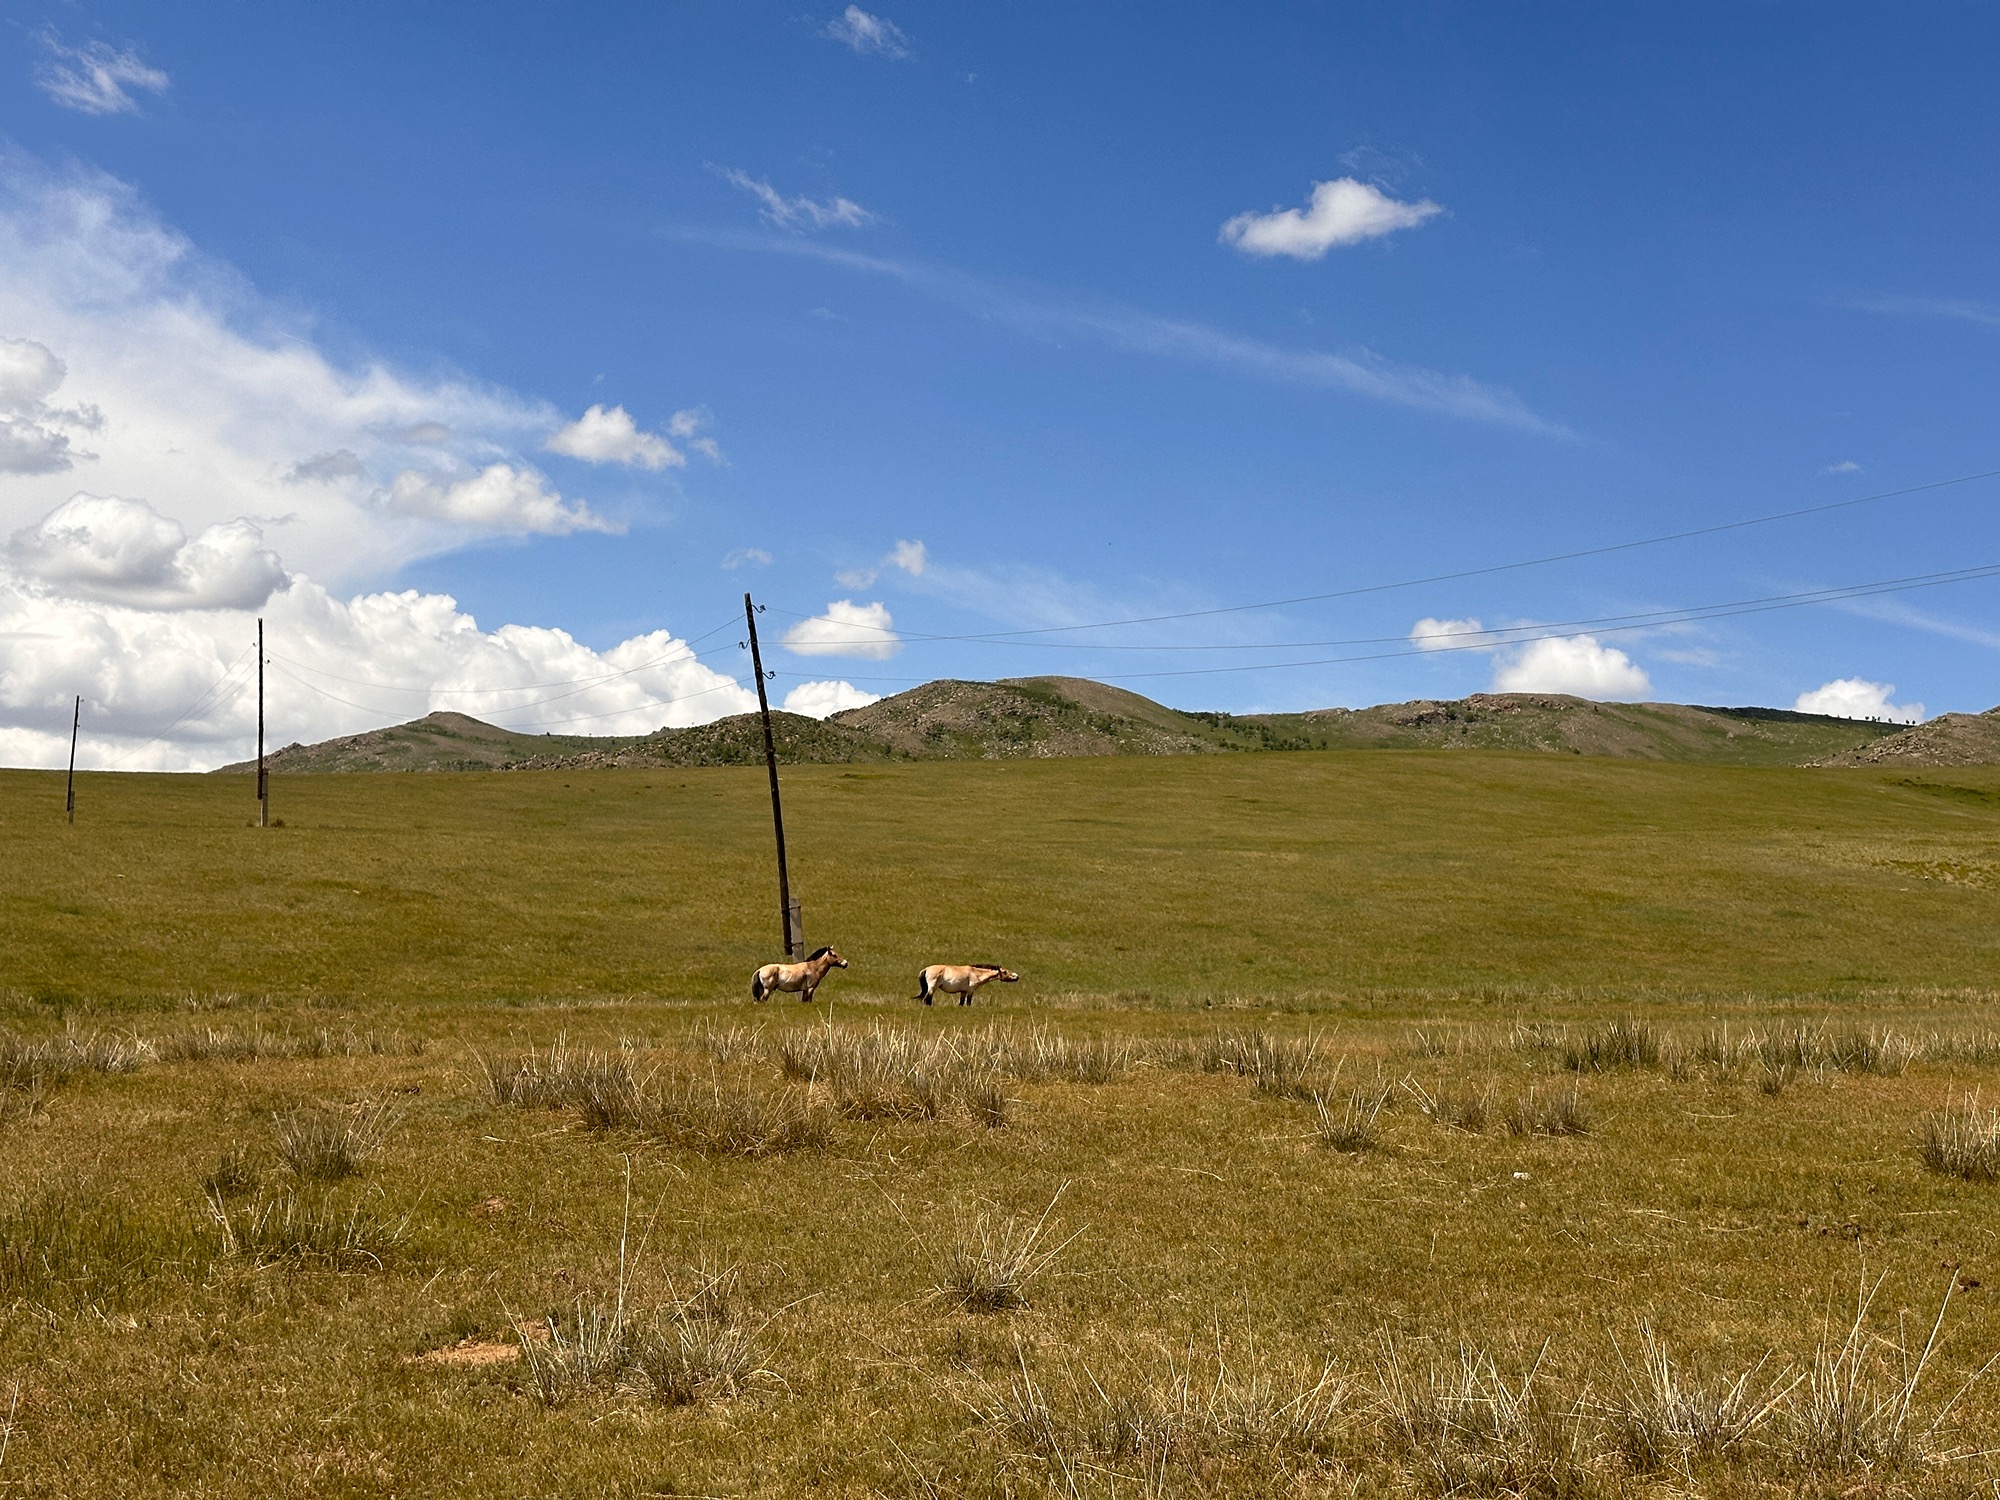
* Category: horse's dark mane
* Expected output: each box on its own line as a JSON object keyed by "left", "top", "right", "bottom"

{"left": 806, "top": 946, "right": 835, "bottom": 960}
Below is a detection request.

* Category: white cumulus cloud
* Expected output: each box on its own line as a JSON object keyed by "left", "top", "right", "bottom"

{"left": 381, "top": 464, "right": 617, "bottom": 536}
{"left": 1491, "top": 635, "right": 1651, "bottom": 699}
{"left": 0, "top": 154, "right": 756, "bottom": 770}
{"left": 1408, "top": 616, "right": 1492, "bottom": 652}
{"left": 545, "top": 404, "right": 684, "bottom": 469}
{"left": 1794, "top": 678, "right": 1924, "bottom": 723}
{"left": 9, "top": 493, "right": 286, "bottom": 610}
{"left": 33, "top": 30, "right": 169, "bottom": 116}
{"left": 719, "top": 168, "right": 874, "bottom": 232}
{"left": 823, "top": 6, "right": 909, "bottom": 57}
{"left": 0, "top": 499, "right": 758, "bottom": 769}
{"left": 779, "top": 599, "right": 899, "bottom": 659}
{"left": 722, "top": 547, "right": 772, "bottom": 570}
{"left": 1221, "top": 178, "right": 1443, "bottom": 261}
{"left": 782, "top": 680, "right": 881, "bottom": 718}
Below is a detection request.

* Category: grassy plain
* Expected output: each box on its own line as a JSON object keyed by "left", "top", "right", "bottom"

{"left": 4, "top": 753, "right": 2000, "bottom": 1497}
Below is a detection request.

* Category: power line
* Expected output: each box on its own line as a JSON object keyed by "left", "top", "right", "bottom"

{"left": 102, "top": 646, "right": 257, "bottom": 768}
{"left": 760, "top": 559, "right": 2000, "bottom": 686}
{"left": 1085, "top": 560, "right": 2000, "bottom": 681}
{"left": 765, "top": 464, "right": 2000, "bottom": 643}
{"left": 786, "top": 564, "right": 2000, "bottom": 655}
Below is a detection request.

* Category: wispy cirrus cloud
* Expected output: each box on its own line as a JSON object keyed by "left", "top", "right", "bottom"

{"left": 1840, "top": 293, "right": 2000, "bottom": 329}
{"left": 836, "top": 537, "right": 926, "bottom": 590}
{"left": 33, "top": 29, "right": 169, "bottom": 116}
{"left": 823, "top": 6, "right": 910, "bottom": 58}
{"left": 717, "top": 168, "right": 874, "bottom": 232}
{"left": 680, "top": 231, "right": 1569, "bottom": 436}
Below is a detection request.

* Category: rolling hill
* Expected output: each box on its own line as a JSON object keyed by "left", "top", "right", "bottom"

{"left": 217, "top": 678, "right": 1914, "bottom": 773}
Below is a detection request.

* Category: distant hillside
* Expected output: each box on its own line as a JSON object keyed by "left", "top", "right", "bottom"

{"left": 1812, "top": 707, "right": 2000, "bottom": 768}
{"left": 828, "top": 678, "right": 1250, "bottom": 757}
{"left": 221, "top": 709, "right": 891, "bottom": 774}
{"left": 1239, "top": 693, "right": 1906, "bottom": 767}
{"left": 217, "top": 679, "right": 1912, "bottom": 774}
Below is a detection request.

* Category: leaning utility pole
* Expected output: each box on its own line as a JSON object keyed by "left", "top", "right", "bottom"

{"left": 743, "top": 593, "right": 800, "bottom": 957}
{"left": 256, "top": 618, "right": 269, "bottom": 828}
{"left": 65, "top": 695, "right": 79, "bottom": 824}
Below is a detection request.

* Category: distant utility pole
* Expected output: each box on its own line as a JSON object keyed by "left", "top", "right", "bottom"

{"left": 257, "top": 618, "right": 269, "bottom": 828}
{"left": 743, "top": 593, "right": 801, "bottom": 958}
{"left": 65, "top": 695, "right": 79, "bottom": 825}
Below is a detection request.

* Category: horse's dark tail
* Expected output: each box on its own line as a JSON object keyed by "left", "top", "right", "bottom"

{"left": 750, "top": 974, "right": 767, "bottom": 1002}
{"left": 914, "top": 970, "right": 932, "bottom": 1005}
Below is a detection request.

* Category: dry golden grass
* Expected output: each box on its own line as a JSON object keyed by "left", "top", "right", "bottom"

{"left": 0, "top": 1003, "right": 1993, "bottom": 1495}
{"left": 5, "top": 757, "right": 2000, "bottom": 1493}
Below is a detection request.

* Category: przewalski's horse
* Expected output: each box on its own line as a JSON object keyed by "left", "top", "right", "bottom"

{"left": 914, "top": 964, "right": 1020, "bottom": 1006}
{"left": 750, "top": 947, "right": 849, "bottom": 1003}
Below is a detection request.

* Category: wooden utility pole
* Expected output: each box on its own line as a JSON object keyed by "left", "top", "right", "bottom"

{"left": 256, "top": 618, "right": 269, "bottom": 828}
{"left": 64, "top": 696, "right": 79, "bottom": 824}
{"left": 743, "top": 593, "right": 800, "bottom": 957}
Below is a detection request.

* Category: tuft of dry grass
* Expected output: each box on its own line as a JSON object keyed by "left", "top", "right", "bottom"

{"left": 271, "top": 1099, "right": 401, "bottom": 1181}
{"left": 481, "top": 1040, "right": 831, "bottom": 1154}
{"left": 979, "top": 1340, "right": 1354, "bottom": 1484}
{"left": 0, "top": 1028, "right": 146, "bottom": 1099}
{"left": 934, "top": 1190, "right": 1077, "bottom": 1313}
{"left": 1505, "top": 1083, "right": 1592, "bottom": 1137}
{"left": 1378, "top": 1336, "right": 1595, "bottom": 1497}
{"left": 1784, "top": 1273, "right": 1992, "bottom": 1469}
{"left": 204, "top": 1186, "right": 410, "bottom": 1269}
{"left": 514, "top": 1174, "right": 779, "bottom": 1409}
{"left": 1611, "top": 1323, "right": 1793, "bottom": 1471}
{"left": 1917, "top": 1094, "right": 2000, "bottom": 1182}
{"left": 1312, "top": 1073, "right": 1392, "bottom": 1153}
{"left": 1406, "top": 1077, "right": 1492, "bottom": 1133}
{"left": 1563, "top": 1017, "right": 1666, "bottom": 1073}
{"left": 622, "top": 1310, "right": 775, "bottom": 1406}
{"left": 634, "top": 1072, "right": 833, "bottom": 1156}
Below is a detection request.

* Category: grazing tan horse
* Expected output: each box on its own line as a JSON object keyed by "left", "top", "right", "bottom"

{"left": 750, "top": 946, "right": 849, "bottom": 1003}
{"left": 914, "top": 964, "right": 1019, "bottom": 1006}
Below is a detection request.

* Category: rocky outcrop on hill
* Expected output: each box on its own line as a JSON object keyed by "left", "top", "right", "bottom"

{"left": 1810, "top": 708, "right": 2000, "bottom": 768}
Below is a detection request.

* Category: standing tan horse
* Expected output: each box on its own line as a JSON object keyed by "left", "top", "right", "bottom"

{"left": 914, "top": 964, "right": 1019, "bottom": 1006}
{"left": 750, "top": 946, "right": 849, "bottom": 1003}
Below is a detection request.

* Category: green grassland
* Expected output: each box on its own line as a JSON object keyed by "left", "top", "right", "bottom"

{"left": 5, "top": 754, "right": 2000, "bottom": 1497}
{"left": 8, "top": 752, "right": 2000, "bottom": 1005}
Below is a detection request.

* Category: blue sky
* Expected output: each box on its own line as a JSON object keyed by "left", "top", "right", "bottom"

{"left": 1, "top": 1, "right": 1996, "bottom": 765}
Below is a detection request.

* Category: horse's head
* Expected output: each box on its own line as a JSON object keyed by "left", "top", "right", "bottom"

{"left": 808, "top": 946, "right": 848, "bottom": 969}
{"left": 994, "top": 968, "right": 1020, "bottom": 983}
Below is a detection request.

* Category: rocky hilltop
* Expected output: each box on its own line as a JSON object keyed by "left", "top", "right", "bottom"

{"left": 217, "top": 678, "right": 1916, "bottom": 773}
{"left": 1811, "top": 707, "right": 2000, "bottom": 768}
